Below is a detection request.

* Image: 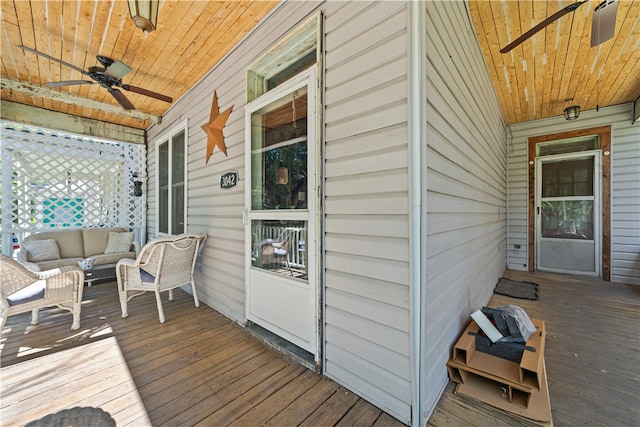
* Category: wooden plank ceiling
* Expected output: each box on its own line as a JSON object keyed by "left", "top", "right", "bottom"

{"left": 469, "top": 0, "right": 640, "bottom": 125}
{"left": 0, "top": 1, "right": 278, "bottom": 129}
{"left": 1, "top": 1, "right": 638, "bottom": 130}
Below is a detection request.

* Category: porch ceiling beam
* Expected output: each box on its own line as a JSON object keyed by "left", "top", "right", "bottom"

{"left": 0, "top": 77, "right": 160, "bottom": 124}
{"left": 1, "top": 101, "right": 145, "bottom": 145}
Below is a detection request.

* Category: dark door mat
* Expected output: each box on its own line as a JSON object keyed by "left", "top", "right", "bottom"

{"left": 494, "top": 278, "right": 539, "bottom": 300}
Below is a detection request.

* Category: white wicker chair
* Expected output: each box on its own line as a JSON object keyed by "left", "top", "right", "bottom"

{"left": 0, "top": 254, "right": 84, "bottom": 330}
{"left": 116, "top": 233, "right": 206, "bottom": 323}
{"left": 260, "top": 228, "right": 295, "bottom": 275}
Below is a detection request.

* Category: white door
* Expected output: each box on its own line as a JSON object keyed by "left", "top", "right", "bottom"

{"left": 535, "top": 151, "right": 601, "bottom": 276}
{"left": 244, "top": 68, "right": 318, "bottom": 359}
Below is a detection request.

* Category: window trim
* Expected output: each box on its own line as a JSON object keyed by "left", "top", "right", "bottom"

{"left": 246, "top": 12, "right": 321, "bottom": 103}
{"left": 155, "top": 120, "right": 188, "bottom": 237}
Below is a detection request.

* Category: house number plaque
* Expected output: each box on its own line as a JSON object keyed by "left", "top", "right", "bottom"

{"left": 220, "top": 171, "right": 239, "bottom": 190}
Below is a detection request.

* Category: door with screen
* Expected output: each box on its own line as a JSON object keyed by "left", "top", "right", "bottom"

{"left": 535, "top": 152, "right": 601, "bottom": 275}
{"left": 244, "top": 68, "right": 318, "bottom": 358}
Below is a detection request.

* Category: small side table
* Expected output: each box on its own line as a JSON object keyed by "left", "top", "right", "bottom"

{"left": 83, "top": 263, "right": 117, "bottom": 286}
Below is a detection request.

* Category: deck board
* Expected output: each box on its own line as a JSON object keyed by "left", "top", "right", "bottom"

{"left": 2, "top": 271, "right": 639, "bottom": 426}
{"left": 430, "top": 270, "right": 640, "bottom": 427}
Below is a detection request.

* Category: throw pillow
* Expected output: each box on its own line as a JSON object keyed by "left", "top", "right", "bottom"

{"left": 104, "top": 232, "right": 134, "bottom": 254}
{"left": 24, "top": 239, "right": 61, "bottom": 262}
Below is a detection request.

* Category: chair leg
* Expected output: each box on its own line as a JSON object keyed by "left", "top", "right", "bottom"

{"left": 71, "top": 309, "right": 80, "bottom": 330}
{"left": 191, "top": 280, "right": 200, "bottom": 308}
{"left": 70, "top": 298, "right": 82, "bottom": 330}
{"left": 120, "top": 292, "right": 129, "bottom": 318}
{"left": 117, "top": 267, "right": 129, "bottom": 318}
{"left": 31, "top": 308, "right": 39, "bottom": 325}
{"left": 168, "top": 289, "right": 174, "bottom": 301}
{"left": 285, "top": 258, "right": 293, "bottom": 276}
{"left": 155, "top": 291, "right": 165, "bottom": 323}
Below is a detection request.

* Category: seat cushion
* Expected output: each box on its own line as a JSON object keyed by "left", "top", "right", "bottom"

{"left": 273, "top": 248, "right": 287, "bottom": 256}
{"left": 33, "top": 258, "right": 84, "bottom": 270}
{"left": 7, "top": 280, "right": 46, "bottom": 306}
{"left": 140, "top": 269, "right": 156, "bottom": 283}
{"left": 93, "top": 252, "right": 136, "bottom": 265}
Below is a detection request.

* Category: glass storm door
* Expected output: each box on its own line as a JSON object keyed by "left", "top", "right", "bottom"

{"left": 244, "top": 68, "right": 318, "bottom": 358}
{"left": 535, "top": 152, "right": 601, "bottom": 276}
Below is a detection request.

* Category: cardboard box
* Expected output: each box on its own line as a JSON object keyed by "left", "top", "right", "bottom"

{"left": 453, "top": 358, "right": 552, "bottom": 426}
{"left": 446, "top": 317, "right": 551, "bottom": 425}
{"left": 450, "top": 318, "right": 545, "bottom": 390}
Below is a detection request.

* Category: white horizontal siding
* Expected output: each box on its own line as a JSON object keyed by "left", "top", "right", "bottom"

{"left": 507, "top": 103, "right": 640, "bottom": 284}
{"left": 146, "top": 1, "right": 416, "bottom": 423}
{"left": 506, "top": 128, "right": 530, "bottom": 269}
{"left": 323, "top": 0, "right": 412, "bottom": 423}
{"left": 146, "top": 1, "right": 322, "bottom": 322}
{"left": 610, "top": 109, "right": 640, "bottom": 284}
{"left": 423, "top": 0, "right": 507, "bottom": 421}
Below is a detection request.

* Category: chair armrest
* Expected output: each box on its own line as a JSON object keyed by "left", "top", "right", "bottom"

{"left": 16, "top": 249, "right": 28, "bottom": 264}
{"left": 116, "top": 258, "right": 142, "bottom": 290}
{"left": 117, "top": 258, "right": 137, "bottom": 268}
{"left": 42, "top": 267, "right": 84, "bottom": 294}
{"left": 37, "top": 266, "right": 82, "bottom": 280}
{"left": 132, "top": 241, "right": 142, "bottom": 257}
{"left": 19, "top": 260, "right": 41, "bottom": 272}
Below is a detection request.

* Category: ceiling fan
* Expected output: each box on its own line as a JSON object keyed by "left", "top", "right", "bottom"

{"left": 18, "top": 45, "right": 172, "bottom": 110}
{"left": 500, "top": 0, "right": 619, "bottom": 54}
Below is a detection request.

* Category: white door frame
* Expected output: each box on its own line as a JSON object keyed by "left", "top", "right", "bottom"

{"left": 244, "top": 67, "right": 319, "bottom": 360}
{"left": 535, "top": 150, "right": 602, "bottom": 276}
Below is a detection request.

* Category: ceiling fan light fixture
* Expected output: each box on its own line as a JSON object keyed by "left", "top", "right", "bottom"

{"left": 591, "top": 0, "right": 619, "bottom": 47}
{"left": 564, "top": 105, "right": 581, "bottom": 120}
{"left": 128, "top": 0, "right": 159, "bottom": 33}
{"left": 105, "top": 61, "right": 132, "bottom": 79}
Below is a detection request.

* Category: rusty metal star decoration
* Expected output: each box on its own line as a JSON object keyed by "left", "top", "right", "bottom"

{"left": 202, "top": 91, "right": 233, "bottom": 163}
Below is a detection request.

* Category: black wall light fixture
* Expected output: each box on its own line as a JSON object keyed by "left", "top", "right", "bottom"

{"left": 132, "top": 172, "right": 143, "bottom": 197}
{"left": 564, "top": 105, "right": 580, "bottom": 120}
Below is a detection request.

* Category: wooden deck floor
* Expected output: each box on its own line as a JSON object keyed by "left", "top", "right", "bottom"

{"left": 2, "top": 271, "right": 639, "bottom": 426}
{"left": 428, "top": 270, "right": 640, "bottom": 427}
{"left": 0, "top": 280, "right": 404, "bottom": 427}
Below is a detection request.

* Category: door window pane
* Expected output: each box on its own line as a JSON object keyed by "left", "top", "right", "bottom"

{"left": 541, "top": 200, "right": 593, "bottom": 240}
{"left": 251, "top": 219, "right": 307, "bottom": 279}
{"left": 542, "top": 158, "right": 593, "bottom": 197}
{"left": 251, "top": 89, "right": 308, "bottom": 211}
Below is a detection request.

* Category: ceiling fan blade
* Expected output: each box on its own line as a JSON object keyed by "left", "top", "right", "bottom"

{"left": 45, "top": 80, "right": 94, "bottom": 87}
{"left": 121, "top": 84, "right": 173, "bottom": 103}
{"left": 591, "top": 0, "right": 618, "bottom": 47}
{"left": 108, "top": 88, "right": 135, "bottom": 110}
{"left": 18, "top": 45, "right": 89, "bottom": 76}
{"left": 500, "top": 1, "right": 588, "bottom": 54}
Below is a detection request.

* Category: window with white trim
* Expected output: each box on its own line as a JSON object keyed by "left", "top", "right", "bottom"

{"left": 156, "top": 124, "right": 186, "bottom": 235}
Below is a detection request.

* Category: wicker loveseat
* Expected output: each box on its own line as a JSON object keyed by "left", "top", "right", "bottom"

{"left": 17, "top": 227, "right": 140, "bottom": 271}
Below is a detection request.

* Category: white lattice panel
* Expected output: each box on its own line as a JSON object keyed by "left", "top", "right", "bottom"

{"left": 1, "top": 122, "right": 145, "bottom": 234}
